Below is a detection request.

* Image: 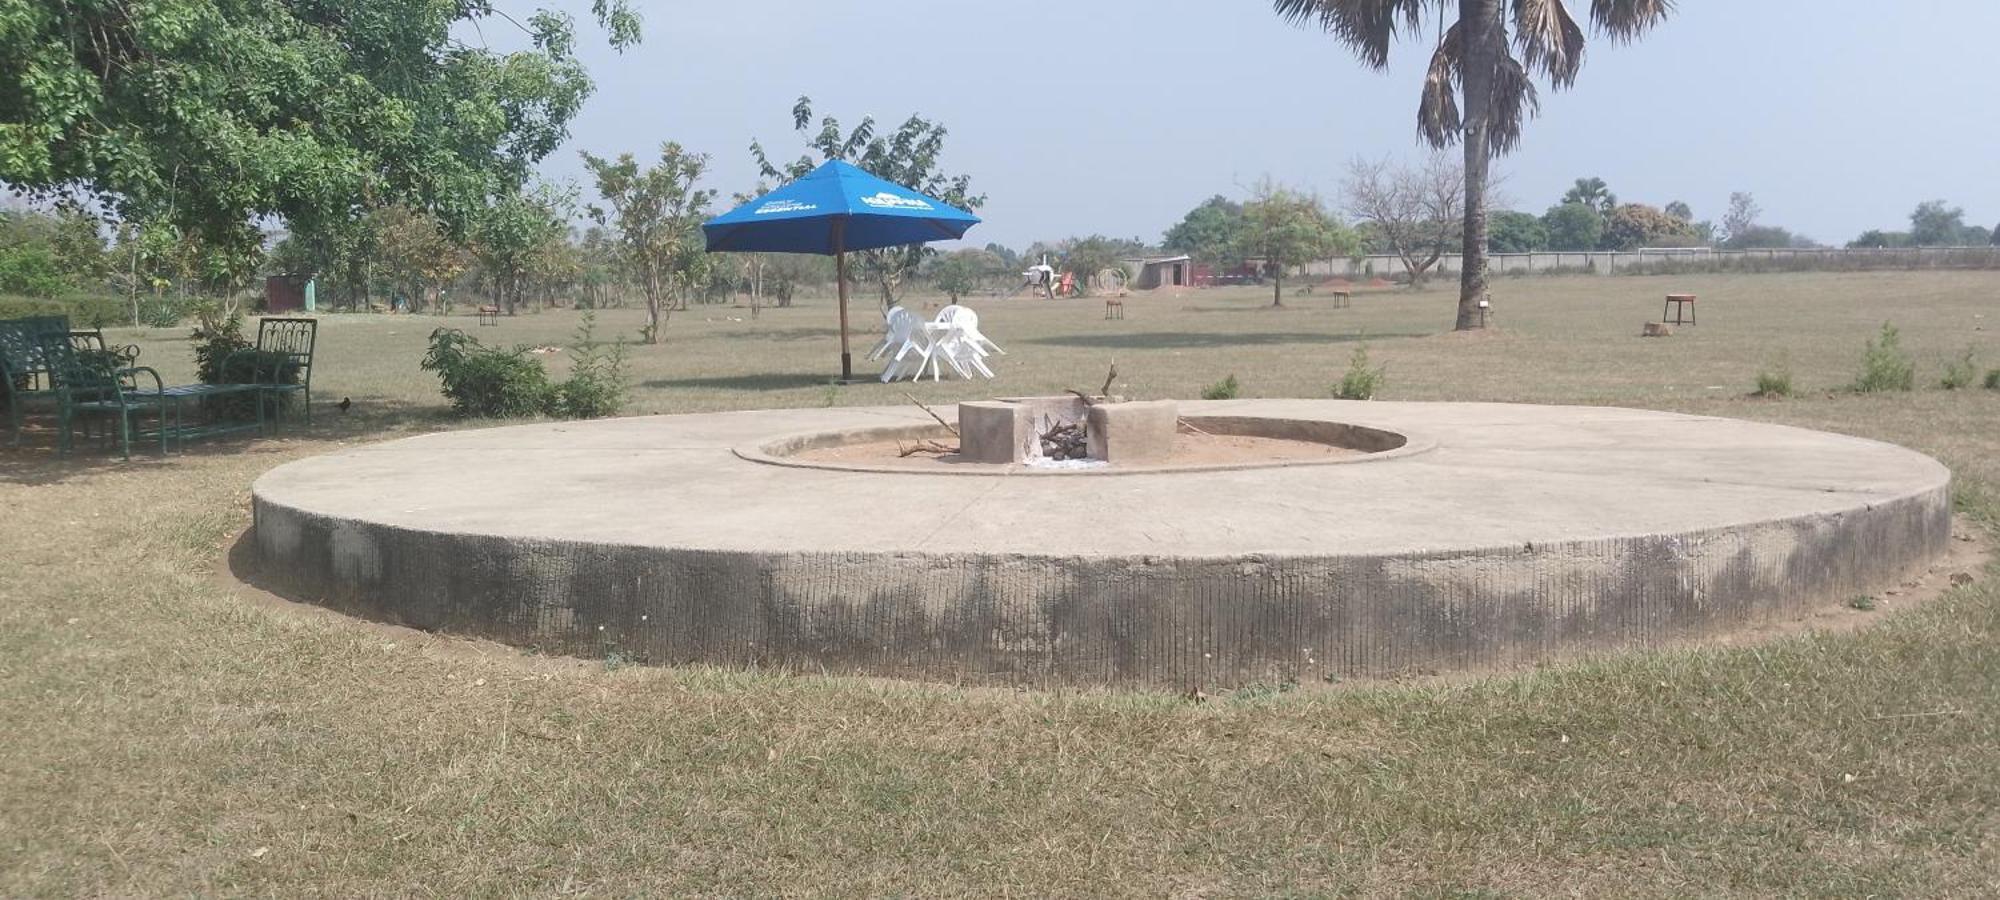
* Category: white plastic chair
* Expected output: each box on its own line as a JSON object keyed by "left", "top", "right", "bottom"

{"left": 880, "top": 309, "right": 962, "bottom": 382}
{"left": 867, "top": 307, "right": 908, "bottom": 361}
{"left": 937, "top": 305, "right": 1005, "bottom": 356}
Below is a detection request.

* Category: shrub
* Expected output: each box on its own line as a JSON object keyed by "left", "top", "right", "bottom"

{"left": 1940, "top": 346, "right": 1978, "bottom": 390}
{"left": 1852, "top": 322, "right": 1915, "bottom": 392}
{"left": 421, "top": 319, "right": 626, "bottom": 420}
{"left": 1987, "top": 369, "right": 2000, "bottom": 390}
{"left": 1753, "top": 366, "right": 1794, "bottom": 398}
{"left": 190, "top": 307, "right": 252, "bottom": 384}
{"left": 421, "top": 328, "right": 556, "bottom": 418}
{"left": 1200, "top": 374, "right": 1240, "bottom": 400}
{"left": 140, "top": 294, "right": 188, "bottom": 328}
{"left": 1334, "top": 345, "right": 1386, "bottom": 400}
{"left": 188, "top": 306, "right": 300, "bottom": 417}
{"left": 551, "top": 313, "right": 627, "bottom": 419}
{"left": 1753, "top": 353, "right": 1795, "bottom": 398}
{"left": 0, "top": 292, "right": 127, "bottom": 327}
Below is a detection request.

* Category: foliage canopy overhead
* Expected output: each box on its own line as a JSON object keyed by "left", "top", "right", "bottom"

{"left": 0, "top": 0, "right": 640, "bottom": 254}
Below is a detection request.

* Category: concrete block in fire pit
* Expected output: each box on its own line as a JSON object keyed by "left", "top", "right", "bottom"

{"left": 1087, "top": 400, "right": 1179, "bottom": 464}
{"left": 957, "top": 401, "right": 1036, "bottom": 464}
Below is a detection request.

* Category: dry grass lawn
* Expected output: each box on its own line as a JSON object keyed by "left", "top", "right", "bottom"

{"left": 3, "top": 270, "right": 1998, "bottom": 896}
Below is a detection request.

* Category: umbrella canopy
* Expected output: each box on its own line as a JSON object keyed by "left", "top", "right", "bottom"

{"left": 703, "top": 160, "right": 980, "bottom": 254}
{"left": 701, "top": 160, "right": 981, "bottom": 382}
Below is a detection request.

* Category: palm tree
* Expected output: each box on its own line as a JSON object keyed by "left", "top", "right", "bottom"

{"left": 1562, "top": 177, "right": 1618, "bottom": 215}
{"left": 1274, "top": 0, "right": 1671, "bottom": 330}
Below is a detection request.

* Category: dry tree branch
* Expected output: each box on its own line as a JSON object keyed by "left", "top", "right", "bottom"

{"left": 901, "top": 392, "right": 958, "bottom": 437}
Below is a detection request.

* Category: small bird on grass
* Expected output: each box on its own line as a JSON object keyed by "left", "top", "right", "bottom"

{"left": 336, "top": 397, "right": 352, "bottom": 414}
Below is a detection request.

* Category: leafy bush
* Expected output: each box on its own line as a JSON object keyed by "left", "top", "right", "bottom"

{"left": 140, "top": 294, "right": 188, "bottom": 328}
{"left": 421, "top": 328, "right": 556, "bottom": 417}
{"left": 1200, "top": 374, "right": 1240, "bottom": 400}
{"left": 1752, "top": 353, "right": 1795, "bottom": 398}
{"left": 1753, "top": 365, "right": 1794, "bottom": 398}
{"left": 0, "top": 244, "right": 68, "bottom": 298}
{"left": 1939, "top": 346, "right": 1978, "bottom": 390}
{"left": 1986, "top": 369, "right": 2000, "bottom": 390}
{"left": 551, "top": 313, "right": 626, "bottom": 419}
{"left": 422, "top": 317, "right": 626, "bottom": 420}
{"left": 1852, "top": 322, "right": 1915, "bottom": 393}
{"left": 0, "top": 292, "right": 126, "bottom": 327}
{"left": 1334, "top": 345, "right": 1386, "bottom": 400}
{"left": 190, "top": 308, "right": 252, "bottom": 384}
{"left": 188, "top": 306, "right": 300, "bottom": 417}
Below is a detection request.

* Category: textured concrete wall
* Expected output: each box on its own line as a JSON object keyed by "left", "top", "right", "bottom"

{"left": 249, "top": 484, "right": 1952, "bottom": 690}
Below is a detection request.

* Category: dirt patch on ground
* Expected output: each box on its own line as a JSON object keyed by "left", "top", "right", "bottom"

{"left": 793, "top": 431, "right": 1368, "bottom": 471}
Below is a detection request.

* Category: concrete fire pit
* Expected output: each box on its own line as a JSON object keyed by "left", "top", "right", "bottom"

{"left": 245, "top": 401, "right": 1952, "bottom": 689}
{"left": 958, "top": 396, "right": 1179, "bottom": 464}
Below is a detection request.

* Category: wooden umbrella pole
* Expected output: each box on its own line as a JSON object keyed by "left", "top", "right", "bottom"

{"left": 834, "top": 218, "right": 852, "bottom": 381}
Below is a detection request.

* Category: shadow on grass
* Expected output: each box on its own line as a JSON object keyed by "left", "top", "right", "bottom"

{"left": 708, "top": 326, "right": 845, "bottom": 343}
{"left": 642, "top": 373, "right": 839, "bottom": 392}
{"left": 1022, "top": 331, "right": 1422, "bottom": 350}
{"left": 0, "top": 395, "right": 451, "bottom": 486}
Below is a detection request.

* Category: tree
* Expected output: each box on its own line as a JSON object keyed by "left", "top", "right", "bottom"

{"left": 931, "top": 249, "right": 992, "bottom": 301}
{"left": 1276, "top": 0, "right": 1670, "bottom": 329}
{"left": 1909, "top": 200, "right": 1968, "bottom": 246}
{"left": 583, "top": 143, "right": 716, "bottom": 344}
{"left": 1664, "top": 200, "right": 1693, "bottom": 222}
{"left": 1719, "top": 192, "right": 1761, "bottom": 246}
{"left": 1487, "top": 210, "right": 1547, "bottom": 252}
{"left": 1541, "top": 202, "right": 1602, "bottom": 251}
{"left": 1602, "top": 203, "right": 1697, "bottom": 250}
{"left": 374, "top": 206, "right": 466, "bottom": 313}
{"left": 1343, "top": 155, "right": 1462, "bottom": 289}
{"left": 752, "top": 96, "right": 984, "bottom": 307}
{"left": 1240, "top": 185, "right": 1350, "bottom": 306}
{"left": 1849, "top": 230, "right": 1913, "bottom": 249}
{"left": 1162, "top": 196, "right": 1247, "bottom": 265}
{"left": 473, "top": 187, "right": 569, "bottom": 318}
{"left": 1726, "top": 225, "right": 1798, "bottom": 250}
{"left": 1561, "top": 177, "right": 1618, "bottom": 216}
{"left": 1055, "top": 235, "right": 1144, "bottom": 297}
{"left": 1, "top": 2, "right": 641, "bottom": 267}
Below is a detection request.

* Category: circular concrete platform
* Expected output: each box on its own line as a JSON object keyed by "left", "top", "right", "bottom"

{"left": 247, "top": 401, "right": 1952, "bottom": 688}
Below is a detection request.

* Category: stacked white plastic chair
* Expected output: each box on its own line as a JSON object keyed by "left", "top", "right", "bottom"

{"left": 879, "top": 307, "right": 970, "bottom": 382}
{"left": 867, "top": 306, "right": 911, "bottom": 361}
{"left": 941, "top": 305, "right": 1005, "bottom": 357}
{"left": 930, "top": 306, "right": 995, "bottom": 379}
{"left": 877, "top": 303, "right": 1002, "bottom": 382}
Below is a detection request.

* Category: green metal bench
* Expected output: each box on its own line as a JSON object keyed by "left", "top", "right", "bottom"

{"left": 37, "top": 332, "right": 170, "bottom": 459}
{"left": 226, "top": 317, "right": 317, "bottom": 426}
{"left": 2, "top": 316, "right": 75, "bottom": 444}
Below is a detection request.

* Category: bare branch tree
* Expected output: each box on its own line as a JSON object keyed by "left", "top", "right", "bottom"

{"left": 1342, "top": 153, "right": 1463, "bottom": 289}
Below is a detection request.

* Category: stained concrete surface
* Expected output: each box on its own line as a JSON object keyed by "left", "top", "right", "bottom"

{"left": 248, "top": 401, "right": 1953, "bottom": 687}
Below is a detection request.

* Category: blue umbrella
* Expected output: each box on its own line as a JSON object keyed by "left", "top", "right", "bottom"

{"left": 704, "top": 159, "right": 980, "bottom": 380}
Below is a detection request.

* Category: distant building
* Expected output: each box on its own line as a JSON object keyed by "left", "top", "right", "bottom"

{"left": 1122, "top": 254, "right": 1200, "bottom": 289}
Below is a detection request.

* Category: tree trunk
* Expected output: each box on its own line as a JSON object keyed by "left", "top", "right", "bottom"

{"left": 1455, "top": 0, "right": 1501, "bottom": 331}
{"left": 645, "top": 296, "right": 662, "bottom": 344}
{"left": 1271, "top": 267, "right": 1283, "bottom": 306}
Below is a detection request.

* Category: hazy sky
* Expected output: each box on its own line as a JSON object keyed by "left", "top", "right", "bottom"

{"left": 520, "top": 0, "right": 2000, "bottom": 249}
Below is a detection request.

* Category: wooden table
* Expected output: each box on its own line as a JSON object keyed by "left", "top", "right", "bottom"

{"left": 1663, "top": 293, "right": 1697, "bottom": 325}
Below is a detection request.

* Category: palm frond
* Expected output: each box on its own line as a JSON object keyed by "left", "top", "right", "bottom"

{"left": 1486, "top": 51, "right": 1539, "bottom": 154}
{"left": 1416, "top": 21, "right": 1462, "bottom": 149}
{"left": 1589, "top": 0, "right": 1672, "bottom": 41}
{"left": 1513, "top": 0, "right": 1585, "bottom": 87}
{"left": 1273, "top": 0, "right": 1427, "bottom": 69}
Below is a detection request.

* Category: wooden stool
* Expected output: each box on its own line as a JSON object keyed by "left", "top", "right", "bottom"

{"left": 1330, "top": 290, "right": 1351, "bottom": 309}
{"left": 1104, "top": 297, "right": 1125, "bottom": 320}
{"left": 478, "top": 305, "right": 500, "bottom": 326}
{"left": 1663, "top": 293, "right": 1696, "bottom": 325}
